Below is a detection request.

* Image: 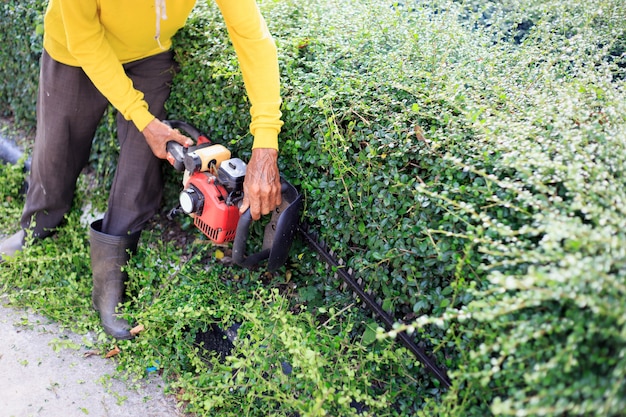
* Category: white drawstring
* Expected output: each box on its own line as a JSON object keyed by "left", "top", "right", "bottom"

{"left": 154, "top": 0, "right": 168, "bottom": 49}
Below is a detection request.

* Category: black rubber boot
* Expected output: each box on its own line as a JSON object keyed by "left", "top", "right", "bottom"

{"left": 90, "top": 219, "right": 141, "bottom": 340}
{"left": 0, "top": 230, "right": 26, "bottom": 263}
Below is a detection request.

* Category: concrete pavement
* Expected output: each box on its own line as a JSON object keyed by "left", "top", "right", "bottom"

{"left": 0, "top": 298, "right": 183, "bottom": 417}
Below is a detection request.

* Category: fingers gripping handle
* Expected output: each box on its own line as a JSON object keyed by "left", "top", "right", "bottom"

{"left": 164, "top": 120, "right": 206, "bottom": 141}
{"left": 164, "top": 120, "right": 212, "bottom": 171}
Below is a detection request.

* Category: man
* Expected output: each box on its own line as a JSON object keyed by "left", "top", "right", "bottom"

{"left": 0, "top": 0, "right": 283, "bottom": 340}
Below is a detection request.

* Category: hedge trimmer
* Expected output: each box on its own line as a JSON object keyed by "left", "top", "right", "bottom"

{"left": 164, "top": 120, "right": 451, "bottom": 388}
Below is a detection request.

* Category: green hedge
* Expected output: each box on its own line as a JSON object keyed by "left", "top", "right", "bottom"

{"left": 1, "top": 0, "right": 626, "bottom": 416}
{"left": 0, "top": 0, "right": 45, "bottom": 125}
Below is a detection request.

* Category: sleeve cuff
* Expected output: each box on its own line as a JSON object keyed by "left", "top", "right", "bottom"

{"left": 251, "top": 128, "right": 279, "bottom": 150}
{"left": 131, "top": 108, "right": 156, "bottom": 132}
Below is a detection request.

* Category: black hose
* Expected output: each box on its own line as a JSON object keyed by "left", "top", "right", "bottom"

{"left": 0, "top": 133, "right": 31, "bottom": 171}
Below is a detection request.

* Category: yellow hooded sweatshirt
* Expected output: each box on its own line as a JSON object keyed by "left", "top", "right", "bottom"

{"left": 43, "top": 0, "right": 282, "bottom": 150}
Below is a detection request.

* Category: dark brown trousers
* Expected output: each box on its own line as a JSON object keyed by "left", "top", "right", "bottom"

{"left": 21, "top": 50, "right": 177, "bottom": 237}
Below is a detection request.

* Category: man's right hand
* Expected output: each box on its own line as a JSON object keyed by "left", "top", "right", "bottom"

{"left": 142, "top": 118, "right": 193, "bottom": 159}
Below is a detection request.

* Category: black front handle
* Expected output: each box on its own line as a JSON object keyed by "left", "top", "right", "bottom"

{"left": 231, "top": 179, "right": 302, "bottom": 272}
{"left": 232, "top": 209, "right": 272, "bottom": 269}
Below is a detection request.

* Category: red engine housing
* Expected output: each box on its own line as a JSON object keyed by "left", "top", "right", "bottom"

{"left": 183, "top": 172, "right": 240, "bottom": 244}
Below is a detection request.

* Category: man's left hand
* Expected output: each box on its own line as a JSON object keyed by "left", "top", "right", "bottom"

{"left": 240, "top": 148, "right": 281, "bottom": 221}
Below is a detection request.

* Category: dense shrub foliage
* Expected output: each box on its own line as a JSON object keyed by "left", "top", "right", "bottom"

{"left": 0, "top": 1, "right": 44, "bottom": 125}
{"left": 1, "top": 0, "right": 625, "bottom": 416}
